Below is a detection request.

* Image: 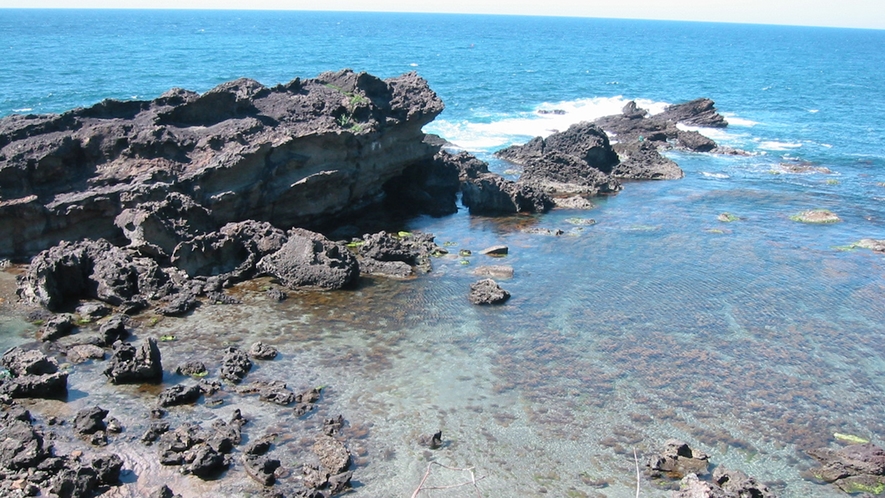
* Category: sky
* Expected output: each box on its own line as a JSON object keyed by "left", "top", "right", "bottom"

{"left": 0, "top": 0, "right": 882, "bottom": 30}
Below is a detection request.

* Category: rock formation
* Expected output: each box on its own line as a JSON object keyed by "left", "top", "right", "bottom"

{"left": 0, "top": 69, "right": 445, "bottom": 260}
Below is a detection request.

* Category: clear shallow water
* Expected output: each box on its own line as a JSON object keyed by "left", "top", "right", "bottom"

{"left": 2, "top": 9, "right": 885, "bottom": 497}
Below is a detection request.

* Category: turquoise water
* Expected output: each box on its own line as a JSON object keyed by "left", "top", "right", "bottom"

{"left": 2, "top": 10, "right": 885, "bottom": 497}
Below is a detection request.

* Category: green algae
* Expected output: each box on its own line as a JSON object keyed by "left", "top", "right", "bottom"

{"left": 718, "top": 212, "right": 740, "bottom": 222}
{"left": 834, "top": 432, "right": 870, "bottom": 444}
{"left": 790, "top": 209, "right": 841, "bottom": 224}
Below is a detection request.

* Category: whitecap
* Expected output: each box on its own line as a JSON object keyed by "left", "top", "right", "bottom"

{"left": 759, "top": 141, "right": 803, "bottom": 151}
{"left": 700, "top": 171, "right": 729, "bottom": 179}
{"left": 12, "top": 108, "right": 33, "bottom": 113}
{"left": 721, "top": 113, "right": 758, "bottom": 127}
{"left": 409, "top": 63, "right": 418, "bottom": 67}
{"left": 809, "top": 109, "right": 819, "bottom": 113}
{"left": 425, "top": 96, "right": 673, "bottom": 152}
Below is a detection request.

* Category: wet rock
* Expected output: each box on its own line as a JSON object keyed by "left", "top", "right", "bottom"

{"left": 808, "top": 443, "right": 885, "bottom": 494}
{"left": 91, "top": 453, "right": 124, "bottom": 485}
{"left": 182, "top": 443, "right": 228, "bottom": 479}
{"left": 103, "top": 338, "right": 163, "bottom": 384}
{"left": 244, "top": 453, "right": 282, "bottom": 486}
{"left": 418, "top": 430, "right": 443, "bottom": 449}
{"left": 76, "top": 302, "right": 111, "bottom": 320}
{"left": 249, "top": 341, "right": 278, "bottom": 360}
{"left": 1, "top": 347, "right": 59, "bottom": 376}
{"left": 66, "top": 344, "right": 105, "bottom": 364}
{"left": 498, "top": 122, "right": 620, "bottom": 172}
{"left": 266, "top": 288, "right": 288, "bottom": 301}
{"left": 106, "top": 417, "right": 123, "bottom": 434}
{"left": 0, "top": 347, "right": 67, "bottom": 399}
{"left": 612, "top": 140, "right": 684, "bottom": 180}
{"left": 238, "top": 380, "right": 296, "bottom": 406}
{"left": 461, "top": 172, "right": 555, "bottom": 214}
{"left": 140, "top": 422, "right": 170, "bottom": 444}
{"left": 356, "top": 230, "right": 442, "bottom": 276}
{"left": 553, "top": 195, "right": 596, "bottom": 210}
{"left": 175, "top": 360, "right": 208, "bottom": 377}
{"left": 313, "top": 435, "right": 351, "bottom": 474}
{"left": 854, "top": 239, "right": 885, "bottom": 252}
{"left": 37, "top": 313, "right": 76, "bottom": 342}
{"left": 16, "top": 239, "right": 151, "bottom": 311}
{"left": 474, "top": 265, "right": 514, "bottom": 279}
{"left": 150, "top": 485, "right": 181, "bottom": 498}
{"left": 257, "top": 228, "right": 359, "bottom": 290}
{"left": 520, "top": 150, "right": 623, "bottom": 196}
{"left": 220, "top": 347, "right": 252, "bottom": 383}
{"left": 479, "top": 245, "right": 508, "bottom": 256}
{"left": 72, "top": 406, "right": 108, "bottom": 438}
{"left": 647, "top": 439, "right": 710, "bottom": 478}
{"left": 790, "top": 209, "right": 841, "bottom": 224}
{"left": 155, "top": 290, "right": 199, "bottom": 317}
{"left": 658, "top": 98, "right": 728, "bottom": 128}
{"left": 157, "top": 384, "right": 203, "bottom": 407}
{"left": 206, "top": 291, "right": 241, "bottom": 305}
{"left": 468, "top": 278, "right": 511, "bottom": 305}
{"left": 677, "top": 129, "right": 718, "bottom": 152}
{"left": 359, "top": 258, "right": 413, "bottom": 278}
{"left": 323, "top": 415, "right": 345, "bottom": 436}
{"left": 712, "top": 466, "right": 776, "bottom": 497}
{"left": 522, "top": 227, "right": 564, "bottom": 236}
{"left": 673, "top": 473, "right": 728, "bottom": 498}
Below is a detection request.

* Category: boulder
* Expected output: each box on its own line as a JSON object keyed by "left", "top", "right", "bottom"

{"left": 646, "top": 439, "right": 710, "bottom": 478}
{"left": 249, "top": 341, "right": 278, "bottom": 360}
{"left": 103, "top": 338, "right": 163, "bottom": 384}
{"left": 157, "top": 384, "right": 203, "bottom": 407}
{"left": 468, "top": 279, "right": 511, "bottom": 305}
{"left": 0, "top": 347, "right": 68, "bottom": 399}
{"left": 257, "top": 228, "right": 359, "bottom": 290}
{"left": 66, "top": 344, "right": 105, "bottom": 364}
{"left": 37, "top": 313, "right": 76, "bottom": 342}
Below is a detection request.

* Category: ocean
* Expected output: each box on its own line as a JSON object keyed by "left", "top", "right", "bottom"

{"left": 2, "top": 9, "right": 885, "bottom": 497}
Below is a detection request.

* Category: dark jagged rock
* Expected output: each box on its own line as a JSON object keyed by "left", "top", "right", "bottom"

{"left": 677, "top": 129, "right": 718, "bottom": 152}
{"left": 150, "top": 484, "right": 181, "bottom": 498}
{"left": 237, "top": 380, "right": 296, "bottom": 406}
{"left": 249, "top": 341, "right": 278, "bottom": 360}
{"left": 712, "top": 466, "right": 776, "bottom": 497}
{"left": 498, "top": 122, "right": 619, "bottom": 172}
{"left": 91, "top": 453, "right": 124, "bottom": 486}
{"left": 220, "top": 347, "right": 252, "bottom": 384}
{"left": 157, "top": 384, "right": 203, "bottom": 407}
{"left": 37, "top": 313, "right": 77, "bottom": 341}
{"left": 519, "top": 150, "right": 623, "bottom": 196}
{"left": 658, "top": 98, "right": 728, "bottom": 128}
{"left": 66, "top": 344, "right": 105, "bottom": 364}
{"left": 436, "top": 149, "right": 490, "bottom": 182}
{"left": 72, "top": 406, "right": 108, "bottom": 437}
{"left": 647, "top": 439, "right": 710, "bottom": 478}
{"left": 468, "top": 278, "right": 511, "bottom": 305}
{"left": 0, "top": 347, "right": 68, "bottom": 399}
{"left": 612, "top": 141, "right": 684, "bottom": 180}
{"left": 257, "top": 228, "right": 358, "bottom": 290}
{"left": 17, "top": 238, "right": 166, "bottom": 312}
{"left": 156, "top": 411, "right": 245, "bottom": 480}
{"left": 356, "top": 230, "right": 442, "bottom": 277}
{"left": 382, "top": 145, "right": 461, "bottom": 217}
{"left": 0, "top": 406, "right": 49, "bottom": 470}
{"left": 97, "top": 314, "right": 130, "bottom": 346}
{"left": 461, "top": 173, "right": 554, "bottom": 215}
{"left": 175, "top": 360, "right": 207, "bottom": 377}
{"left": 266, "top": 288, "right": 288, "bottom": 301}
{"left": 103, "top": 338, "right": 163, "bottom": 384}
{"left": 140, "top": 422, "right": 170, "bottom": 444}
{"left": 0, "top": 70, "right": 444, "bottom": 261}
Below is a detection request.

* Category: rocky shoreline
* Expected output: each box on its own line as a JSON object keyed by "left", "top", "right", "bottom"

{"left": 1, "top": 70, "right": 864, "bottom": 497}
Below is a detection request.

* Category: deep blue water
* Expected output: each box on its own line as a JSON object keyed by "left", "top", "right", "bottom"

{"left": 3, "top": 9, "right": 885, "bottom": 497}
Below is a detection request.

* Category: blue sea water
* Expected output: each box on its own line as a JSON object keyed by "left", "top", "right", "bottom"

{"left": 2, "top": 9, "right": 885, "bottom": 497}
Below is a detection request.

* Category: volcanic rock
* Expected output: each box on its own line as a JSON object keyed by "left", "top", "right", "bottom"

{"left": 257, "top": 228, "right": 358, "bottom": 290}
{"left": 461, "top": 173, "right": 554, "bottom": 214}
{"left": 0, "top": 70, "right": 445, "bottom": 260}
{"left": 468, "top": 279, "right": 511, "bottom": 305}
{"left": 103, "top": 338, "right": 163, "bottom": 384}
{"left": 220, "top": 347, "right": 252, "bottom": 384}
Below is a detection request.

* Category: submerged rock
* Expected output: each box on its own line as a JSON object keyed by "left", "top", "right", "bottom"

{"left": 647, "top": 439, "right": 710, "bottom": 478}
{"left": 790, "top": 209, "right": 841, "bottom": 224}
{"left": 808, "top": 443, "right": 885, "bottom": 494}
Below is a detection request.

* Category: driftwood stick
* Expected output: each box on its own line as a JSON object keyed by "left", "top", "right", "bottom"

{"left": 634, "top": 447, "right": 641, "bottom": 498}
{"left": 411, "top": 461, "right": 485, "bottom": 498}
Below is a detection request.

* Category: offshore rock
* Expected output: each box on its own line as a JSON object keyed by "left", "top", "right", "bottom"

{"left": 257, "top": 228, "right": 358, "bottom": 290}
{"left": 612, "top": 141, "right": 684, "bottom": 180}
{"left": 519, "top": 150, "right": 623, "bottom": 196}
{"left": 0, "top": 70, "right": 444, "bottom": 260}
{"left": 461, "top": 173, "right": 554, "bottom": 214}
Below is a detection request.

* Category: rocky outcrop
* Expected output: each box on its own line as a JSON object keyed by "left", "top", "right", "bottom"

{"left": 808, "top": 443, "right": 885, "bottom": 494}
{"left": 0, "top": 70, "right": 445, "bottom": 260}
{"left": 0, "top": 347, "right": 68, "bottom": 399}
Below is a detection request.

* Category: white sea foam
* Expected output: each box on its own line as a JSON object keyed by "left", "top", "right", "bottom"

{"left": 759, "top": 141, "right": 803, "bottom": 151}
{"left": 700, "top": 171, "right": 730, "bottom": 179}
{"left": 722, "top": 113, "right": 758, "bottom": 127}
{"left": 424, "top": 96, "right": 670, "bottom": 152}
{"left": 12, "top": 108, "right": 33, "bottom": 113}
